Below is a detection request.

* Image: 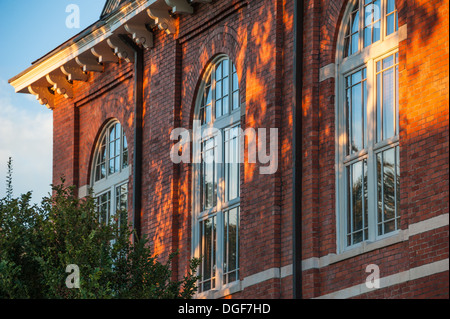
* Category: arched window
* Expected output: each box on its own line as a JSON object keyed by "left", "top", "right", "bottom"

{"left": 193, "top": 56, "right": 241, "bottom": 294}
{"left": 91, "top": 120, "right": 129, "bottom": 225}
{"left": 336, "top": 0, "right": 400, "bottom": 251}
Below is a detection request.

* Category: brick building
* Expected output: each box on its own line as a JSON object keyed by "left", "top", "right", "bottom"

{"left": 9, "top": 0, "right": 449, "bottom": 298}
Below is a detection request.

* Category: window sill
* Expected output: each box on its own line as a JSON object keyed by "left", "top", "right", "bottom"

{"left": 328, "top": 230, "right": 407, "bottom": 266}
{"left": 194, "top": 280, "right": 242, "bottom": 299}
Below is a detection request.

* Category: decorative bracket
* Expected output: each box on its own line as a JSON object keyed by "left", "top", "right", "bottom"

{"left": 91, "top": 41, "right": 119, "bottom": 63}
{"left": 165, "top": 0, "right": 193, "bottom": 14}
{"left": 147, "top": 8, "right": 176, "bottom": 34}
{"left": 107, "top": 36, "right": 135, "bottom": 63}
{"left": 60, "top": 60, "right": 89, "bottom": 82}
{"left": 28, "top": 85, "right": 55, "bottom": 109}
{"left": 46, "top": 72, "right": 73, "bottom": 99}
{"left": 124, "top": 23, "right": 154, "bottom": 49}
{"left": 75, "top": 51, "right": 104, "bottom": 73}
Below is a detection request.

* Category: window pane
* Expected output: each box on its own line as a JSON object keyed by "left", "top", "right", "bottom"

{"left": 386, "top": 13, "right": 395, "bottom": 35}
{"left": 205, "top": 105, "right": 212, "bottom": 124}
{"left": 351, "top": 83, "right": 363, "bottom": 152}
{"left": 200, "top": 216, "right": 216, "bottom": 292}
{"left": 122, "top": 135, "right": 128, "bottom": 169}
{"left": 347, "top": 160, "right": 368, "bottom": 246}
{"left": 346, "top": 68, "right": 367, "bottom": 154}
{"left": 351, "top": 33, "right": 359, "bottom": 55}
{"left": 344, "top": 3, "right": 359, "bottom": 58}
{"left": 386, "top": 0, "right": 397, "bottom": 36}
{"left": 377, "top": 147, "right": 400, "bottom": 236}
{"left": 116, "top": 183, "right": 128, "bottom": 212}
{"left": 383, "top": 67, "right": 395, "bottom": 139}
{"left": 396, "top": 146, "right": 400, "bottom": 230}
{"left": 95, "top": 137, "right": 107, "bottom": 181}
{"left": 97, "top": 192, "right": 111, "bottom": 224}
{"left": 233, "top": 91, "right": 239, "bottom": 111}
{"left": 233, "top": 71, "right": 239, "bottom": 92}
{"left": 377, "top": 53, "right": 398, "bottom": 142}
{"left": 109, "top": 126, "right": 115, "bottom": 146}
{"left": 224, "top": 207, "right": 239, "bottom": 284}
{"left": 223, "top": 76, "right": 229, "bottom": 97}
{"left": 363, "top": 0, "right": 381, "bottom": 47}
{"left": 373, "top": 20, "right": 380, "bottom": 42}
{"left": 216, "top": 80, "right": 222, "bottom": 99}
{"left": 215, "top": 99, "right": 222, "bottom": 119}
{"left": 351, "top": 10, "right": 359, "bottom": 33}
{"left": 225, "top": 126, "right": 241, "bottom": 202}
{"left": 383, "top": 54, "right": 394, "bottom": 69}
{"left": 364, "top": 26, "right": 372, "bottom": 48}
{"left": 222, "top": 96, "right": 229, "bottom": 116}
{"left": 377, "top": 73, "right": 382, "bottom": 142}
{"left": 202, "top": 79, "right": 212, "bottom": 125}
{"left": 216, "top": 61, "right": 222, "bottom": 79}
{"left": 387, "top": 0, "right": 395, "bottom": 13}
{"left": 222, "top": 59, "right": 229, "bottom": 77}
{"left": 201, "top": 138, "right": 217, "bottom": 210}
{"left": 223, "top": 95, "right": 229, "bottom": 115}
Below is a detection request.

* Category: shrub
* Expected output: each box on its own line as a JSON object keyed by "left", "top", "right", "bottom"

{"left": 0, "top": 179, "right": 200, "bottom": 299}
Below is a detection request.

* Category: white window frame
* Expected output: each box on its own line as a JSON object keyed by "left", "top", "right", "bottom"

{"left": 192, "top": 55, "right": 242, "bottom": 297}
{"left": 335, "top": 0, "right": 400, "bottom": 253}
{"left": 91, "top": 120, "right": 130, "bottom": 225}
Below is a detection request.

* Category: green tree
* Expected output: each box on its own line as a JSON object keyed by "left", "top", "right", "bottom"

{"left": 0, "top": 172, "right": 200, "bottom": 299}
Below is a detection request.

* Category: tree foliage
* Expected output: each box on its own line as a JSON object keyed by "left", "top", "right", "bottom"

{"left": 0, "top": 178, "right": 200, "bottom": 299}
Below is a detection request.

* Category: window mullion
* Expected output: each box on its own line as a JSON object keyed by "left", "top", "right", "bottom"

{"left": 359, "top": 0, "right": 363, "bottom": 52}
{"left": 212, "top": 68, "right": 216, "bottom": 123}
{"left": 366, "top": 58, "right": 377, "bottom": 243}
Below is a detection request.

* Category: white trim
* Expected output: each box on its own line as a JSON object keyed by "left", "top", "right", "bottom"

{"left": 280, "top": 264, "right": 293, "bottom": 278}
{"left": 194, "top": 264, "right": 293, "bottom": 298}
{"left": 241, "top": 268, "right": 280, "bottom": 289}
{"left": 319, "top": 63, "right": 335, "bottom": 82}
{"left": 78, "top": 185, "right": 89, "bottom": 198}
{"left": 408, "top": 213, "right": 449, "bottom": 237}
{"left": 303, "top": 213, "right": 449, "bottom": 271}
{"left": 398, "top": 24, "right": 407, "bottom": 42}
{"left": 315, "top": 258, "right": 449, "bottom": 299}
{"left": 240, "top": 265, "right": 293, "bottom": 289}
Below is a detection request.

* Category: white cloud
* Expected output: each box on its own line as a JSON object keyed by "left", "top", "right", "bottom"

{"left": 0, "top": 78, "right": 53, "bottom": 203}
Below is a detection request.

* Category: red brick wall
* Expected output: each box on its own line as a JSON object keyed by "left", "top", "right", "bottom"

{"left": 300, "top": 0, "right": 449, "bottom": 299}
{"left": 50, "top": 0, "right": 448, "bottom": 299}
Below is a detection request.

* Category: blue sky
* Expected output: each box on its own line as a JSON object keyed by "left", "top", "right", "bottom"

{"left": 0, "top": 1, "right": 105, "bottom": 202}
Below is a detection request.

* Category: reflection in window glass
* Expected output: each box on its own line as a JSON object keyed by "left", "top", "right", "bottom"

{"left": 344, "top": 2, "right": 360, "bottom": 57}
{"left": 346, "top": 68, "right": 367, "bottom": 154}
{"left": 95, "top": 137, "right": 107, "bottom": 182}
{"left": 347, "top": 160, "right": 368, "bottom": 246}
{"left": 344, "top": 0, "right": 398, "bottom": 58}
{"left": 377, "top": 146, "right": 400, "bottom": 235}
{"left": 97, "top": 191, "right": 111, "bottom": 225}
{"left": 199, "top": 216, "right": 216, "bottom": 292}
{"left": 223, "top": 207, "right": 239, "bottom": 284}
{"left": 94, "top": 122, "right": 128, "bottom": 182}
{"left": 363, "top": 0, "right": 381, "bottom": 47}
{"left": 225, "top": 125, "right": 241, "bottom": 202}
{"left": 201, "top": 137, "right": 217, "bottom": 211}
{"left": 377, "top": 53, "right": 399, "bottom": 143}
{"left": 386, "top": 0, "right": 398, "bottom": 36}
